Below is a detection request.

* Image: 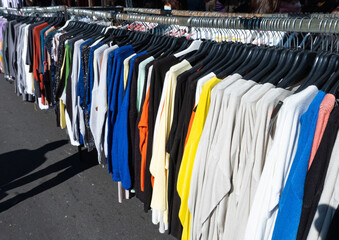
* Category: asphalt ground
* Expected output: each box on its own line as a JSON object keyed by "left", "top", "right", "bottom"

{"left": 0, "top": 74, "right": 174, "bottom": 240}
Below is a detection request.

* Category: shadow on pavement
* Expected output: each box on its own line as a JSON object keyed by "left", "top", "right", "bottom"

{"left": 0, "top": 141, "right": 98, "bottom": 213}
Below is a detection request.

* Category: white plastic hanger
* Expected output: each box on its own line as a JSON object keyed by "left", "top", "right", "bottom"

{"left": 173, "top": 39, "right": 203, "bottom": 58}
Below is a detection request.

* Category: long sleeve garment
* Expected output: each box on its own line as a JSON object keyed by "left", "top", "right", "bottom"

{"left": 198, "top": 78, "right": 257, "bottom": 240}
{"left": 112, "top": 51, "right": 145, "bottom": 190}
{"left": 144, "top": 55, "right": 180, "bottom": 212}
{"left": 223, "top": 82, "right": 275, "bottom": 240}
{"left": 233, "top": 87, "right": 292, "bottom": 240}
{"left": 168, "top": 70, "right": 208, "bottom": 239}
{"left": 138, "top": 63, "right": 154, "bottom": 194}
{"left": 90, "top": 45, "right": 118, "bottom": 165}
{"left": 187, "top": 74, "right": 241, "bottom": 240}
{"left": 244, "top": 85, "right": 318, "bottom": 240}
{"left": 308, "top": 93, "right": 336, "bottom": 169}
{"left": 296, "top": 102, "right": 338, "bottom": 240}
{"left": 128, "top": 53, "right": 150, "bottom": 196}
{"left": 108, "top": 45, "right": 135, "bottom": 185}
{"left": 150, "top": 60, "right": 192, "bottom": 233}
{"left": 106, "top": 45, "right": 132, "bottom": 174}
{"left": 136, "top": 56, "right": 154, "bottom": 112}
{"left": 306, "top": 107, "right": 339, "bottom": 240}
{"left": 86, "top": 42, "right": 104, "bottom": 117}
{"left": 177, "top": 76, "right": 222, "bottom": 240}
{"left": 272, "top": 91, "right": 326, "bottom": 240}
{"left": 33, "top": 23, "right": 49, "bottom": 105}
{"left": 70, "top": 39, "right": 85, "bottom": 145}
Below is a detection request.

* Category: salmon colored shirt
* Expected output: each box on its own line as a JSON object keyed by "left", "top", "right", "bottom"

{"left": 308, "top": 93, "right": 336, "bottom": 169}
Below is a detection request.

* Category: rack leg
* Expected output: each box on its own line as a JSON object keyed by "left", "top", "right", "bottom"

{"left": 78, "top": 145, "right": 82, "bottom": 161}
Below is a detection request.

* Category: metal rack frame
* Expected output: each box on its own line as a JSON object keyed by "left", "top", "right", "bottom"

{"left": 1, "top": 6, "right": 338, "bottom": 34}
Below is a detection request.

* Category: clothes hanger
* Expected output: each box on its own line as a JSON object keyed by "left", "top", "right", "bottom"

{"left": 278, "top": 18, "right": 326, "bottom": 89}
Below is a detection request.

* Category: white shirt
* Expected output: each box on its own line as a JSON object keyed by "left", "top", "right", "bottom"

{"left": 223, "top": 82, "right": 274, "bottom": 239}
{"left": 233, "top": 87, "right": 292, "bottom": 240}
{"left": 244, "top": 85, "right": 318, "bottom": 240}
{"left": 90, "top": 45, "right": 118, "bottom": 164}
{"left": 188, "top": 73, "right": 241, "bottom": 240}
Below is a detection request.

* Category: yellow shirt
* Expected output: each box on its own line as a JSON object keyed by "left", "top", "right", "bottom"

{"left": 59, "top": 46, "right": 68, "bottom": 129}
{"left": 177, "top": 76, "right": 221, "bottom": 240}
{"left": 123, "top": 53, "right": 136, "bottom": 90}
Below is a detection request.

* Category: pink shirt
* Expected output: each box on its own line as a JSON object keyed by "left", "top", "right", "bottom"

{"left": 308, "top": 93, "right": 336, "bottom": 169}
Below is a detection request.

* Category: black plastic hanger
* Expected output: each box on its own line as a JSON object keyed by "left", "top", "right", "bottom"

{"left": 277, "top": 51, "right": 317, "bottom": 89}
{"left": 236, "top": 46, "right": 267, "bottom": 76}
{"left": 189, "top": 43, "right": 229, "bottom": 76}
{"left": 198, "top": 42, "right": 238, "bottom": 76}
{"left": 261, "top": 49, "right": 299, "bottom": 85}
{"left": 295, "top": 52, "right": 330, "bottom": 92}
{"left": 313, "top": 55, "right": 339, "bottom": 89}
{"left": 322, "top": 64, "right": 339, "bottom": 93}
{"left": 247, "top": 48, "right": 285, "bottom": 82}
{"left": 216, "top": 44, "right": 256, "bottom": 79}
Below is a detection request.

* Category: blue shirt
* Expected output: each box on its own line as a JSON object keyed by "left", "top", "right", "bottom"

{"left": 112, "top": 51, "right": 146, "bottom": 190}
{"left": 40, "top": 25, "right": 51, "bottom": 75}
{"left": 106, "top": 45, "right": 134, "bottom": 176}
{"left": 77, "top": 38, "right": 93, "bottom": 108}
{"left": 272, "top": 90, "right": 326, "bottom": 240}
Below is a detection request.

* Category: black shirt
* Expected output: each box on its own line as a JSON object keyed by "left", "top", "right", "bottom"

{"left": 297, "top": 106, "right": 339, "bottom": 240}
{"left": 128, "top": 53, "right": 150, "bottom": 198}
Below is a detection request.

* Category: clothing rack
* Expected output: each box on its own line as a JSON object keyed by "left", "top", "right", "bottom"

{"left": 20, "top": 6, "right": 67, "bottom": 13}
{"left": 65, "top": 8, "right": 339, "bottom": 34}
{"left": 123, "top": 7, "right": 287, "bottom": 18}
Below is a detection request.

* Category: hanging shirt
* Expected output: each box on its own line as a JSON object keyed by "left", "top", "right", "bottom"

{"left": 137, "top": 56, "right": 154, "bottom": 112}
{"left": 233, "top": 87, "right": 292, "bottom": 240}
{"left": 297, "top": 104, "right": 339, "bottom": 240}
{"left": 177, "top": 76, "right": 221, "bottom": 240}
{"left": 90, "top": 45, "right": 118, "bottom": 165}
{"left": 106, "top": 45, "right": 134, "bottom": 174}
{"left": 308, "top": 93, "right": 336, "bottom": 169}
{"left": 272, "top": 91, "right": 326, "bottom": 240}
{"left": 223, "top": 82, "right": 274, "bottom": 239}
{"left": 198, "top": 78, "right": 256, "bottom": 240}
{"left": 244, "top": 85, "right": 318, "bottom": 240}
{"left": 150, "top": 60, "right": 192, "bottom": 233}
{"left": 188, "top": 73, "right": 241, "bottom": 240}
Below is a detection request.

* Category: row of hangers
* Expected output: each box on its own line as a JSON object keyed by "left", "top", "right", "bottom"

{"left": 2, "top": 7, "right": 339, "bottom": 96}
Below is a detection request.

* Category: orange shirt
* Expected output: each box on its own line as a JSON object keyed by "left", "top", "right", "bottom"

{"left": 33, "top": 23, "right": 49, "bottom": 104}
{"left": 139, "top": 89, "right": 150, "bottom": 191}
{"left": 185, "top": 110, "right": 196, "bottom": 148}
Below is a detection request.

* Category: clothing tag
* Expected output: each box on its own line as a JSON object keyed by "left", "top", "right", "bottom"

{"left": 268, "top": 101, "right": 283, "bottom": 136}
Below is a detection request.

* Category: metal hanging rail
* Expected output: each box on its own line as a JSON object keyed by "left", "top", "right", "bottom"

{"left": 20, "top": 5, "right": 67, "bottom": 13}
{"left": 1, "top": 6, "right": 337, "bottom": 34}
{"left": 66, "top": 8, "right": 339, "bottom": 34}
{"left": 123, "top": 7, "right": 288, "bottom": 18}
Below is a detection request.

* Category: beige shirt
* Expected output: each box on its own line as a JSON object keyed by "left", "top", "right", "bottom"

{"left": 150, "top": 60, "right": 192, "bottom": 232}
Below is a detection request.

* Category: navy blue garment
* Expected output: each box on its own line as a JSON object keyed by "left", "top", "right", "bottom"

{"left": 77, "top": 39, "right": 93, "bottom": 108}
{"left": 86, "top": 42, "right": 104, "bottom": 117}
{"left": 107, "top": 45, "right": 135, "bottom": 178}
{"left": 112, "top": 51, "right": 146, "bottom": 190}
{"left": 272, "top": 90, "right": 326, "bottom": 240}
